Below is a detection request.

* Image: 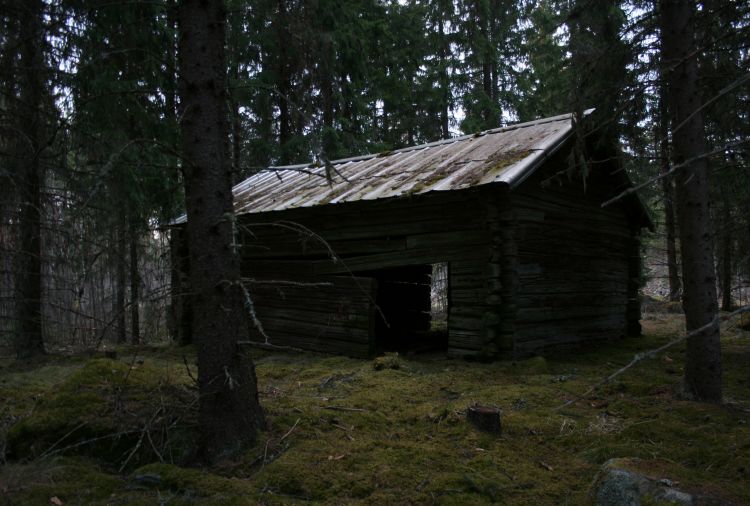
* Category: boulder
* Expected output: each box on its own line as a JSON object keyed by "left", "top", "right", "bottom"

{"left": 593, "top": 458, "right": 693, "bottom": 506}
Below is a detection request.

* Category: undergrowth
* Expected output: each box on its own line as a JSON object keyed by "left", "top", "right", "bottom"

{"left": 0, "top": 315, "right": 748, "bottom": 505}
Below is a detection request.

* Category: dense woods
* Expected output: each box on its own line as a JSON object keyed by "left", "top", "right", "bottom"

{"left": 1, "top": 0, "right": 749, "bottom": 475}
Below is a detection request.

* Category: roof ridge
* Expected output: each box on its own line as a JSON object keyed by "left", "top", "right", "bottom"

{"left": 261, "top": 110, "right": 590, "bottom": 173}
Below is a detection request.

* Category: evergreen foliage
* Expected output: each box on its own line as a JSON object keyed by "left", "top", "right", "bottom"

{"left": 0, "top": 0, "right": 747, "bottom": 412}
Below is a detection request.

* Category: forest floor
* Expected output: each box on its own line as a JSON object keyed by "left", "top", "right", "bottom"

{"left": 1, "top": 312, "right": 749, "bottom": 505}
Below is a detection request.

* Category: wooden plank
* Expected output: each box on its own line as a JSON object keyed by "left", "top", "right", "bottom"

{"left": 253, "top": 306, "right": 371, "bottom": 329}
{"left": 314, "top": 246, "right": 484, "bottom": 275}
{"left": 251, "top": 330, "right": 372, "bottom": 358}
{"left": 240, "top": 237, "right": 407, "bottom": 259}
{"left": 252, "top": 315, "right": 371, "bottom": 342}
{"left": 406, "top": 230, "right": 488, "bottom": 250}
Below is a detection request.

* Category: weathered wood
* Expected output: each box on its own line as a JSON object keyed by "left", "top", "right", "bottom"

{"left": 466, "top": 405, "right": 502, "bottom": 434}
{"left": 314, "top": 245, "right": 485, "bottom": 275}
{"left": 173, "top": 135, "right": 646, "bottom": 359}
{"left": 626, "top": 227, "right": 643, "bottom": 336}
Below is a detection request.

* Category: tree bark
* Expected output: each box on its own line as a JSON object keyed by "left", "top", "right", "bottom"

{"left": 115, "top": 216, "right": 127, "bottom": 344}
{"left": 230, "top": 63, "right": 243, "bottom": 184}
{"left": 719, "top": 191, "right": 733, "bottom": 311}
{"left": 14, "top": 0, "right": 46, "bottom": 359}
{"left": 178, "top": 0, "right": 266, "bottom": 461}
{"left": 658, "top": 89, "right": 681, "bottom": 301}
{"left": 165, "top": 0, "right": 178, "bottom": 122}
{"left": 659, "top": 0, "right": 722, "bottom": 402}
{"left": 129, "top": 220, "right": 140, "bottom": 344}
{"left": 437, "top": 19, "right": 450, "bottom": 139}
{"left": 276, "top": 0, "right": 291, "bottom": 161}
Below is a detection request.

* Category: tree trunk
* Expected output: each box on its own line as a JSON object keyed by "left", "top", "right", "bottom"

{"left": 719, "top": 192, "right": 733, "bottom": 311}
{"left": 659, "top": 0, "right": 722, "bottom": 402}
{"left": 14, "top": 0, "right": 46, "bottom": 359}
{"left": 129, "top": 220, "right": 140, "bottom": 344}
{"left": 658, "top": 89, "right": 681, "bottom": 301}
{"left": 178, "top": 0, "right": 266, "bottom": 461}
{"left": 230, "top": 64, "right": 243, "bottom": 184}
{"left": 438, "top": 19, "right": 450, "bottom": 139}
{"left": 165, "top": 0, "right": 178, "bottom": 122}
{"left": 276, "top": 0, "right": 291, "bottom": 161}
{"left": 115, "top": 219, "right": 127, "bottom": 344}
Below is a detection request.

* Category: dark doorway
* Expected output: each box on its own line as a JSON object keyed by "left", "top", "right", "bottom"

{"left": 361, "top": 263, "right": 448, "bottom": 354}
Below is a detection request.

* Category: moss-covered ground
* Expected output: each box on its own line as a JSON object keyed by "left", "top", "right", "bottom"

{"left": 1, "top": 314, "right": 748, "bottom": 505}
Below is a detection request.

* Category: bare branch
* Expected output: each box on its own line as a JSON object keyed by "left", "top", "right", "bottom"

{"left": 601, "top": 139, "right": 750, "bottom": 208}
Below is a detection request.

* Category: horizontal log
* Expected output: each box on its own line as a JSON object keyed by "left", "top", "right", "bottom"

{"left": 251, "top": 316, "right": 371, "bottom": 342}
{"left": 253, "top": 330, "right": 372, "bottom": 358}
{"left": 241, "top": 237, "right": 407, "bottom": 259}
{"left": 516, "top": 306, "right": 625, "bottom": 322}
{"left": 406, "top": 230, "right": 488, "bottom": 250}
{"left": 314, "top": 246, "right": 485, "bottom": 275}
{"left": 253, "top": 305, "right": 372, "bottom": 329}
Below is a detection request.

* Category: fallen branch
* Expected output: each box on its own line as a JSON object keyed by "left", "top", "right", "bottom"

{"left": 279, "top": 418, "right": 301, "bottom": 442}
{"left": 322, "top": 405, "right": 368, "bottom": 412}
{"left": 601, "top": 139, "right": 750, "bottom": 208}
{"left": 556, "top": 305, "right": 750, "bottom": 410}
{"left": 237, "top": 340, "right": 305, "bottom": 353}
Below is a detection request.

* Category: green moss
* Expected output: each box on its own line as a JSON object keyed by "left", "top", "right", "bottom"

{"left": 5, "top": 357, "right": 198, "bottom": 467}
{"left": 1, "top": 316, "right": 749, "bottom": 504}
{"left": 512, "top": 356, "right": 548, "bottom": 375}
{"left": 0, "top": 457, "right": 123, "bottom": 505}
{"left": 132, "top": 462, "right": 256, "bottom": 498}
{"left": 372, "top": 352, "right": 401, "bottom": 370}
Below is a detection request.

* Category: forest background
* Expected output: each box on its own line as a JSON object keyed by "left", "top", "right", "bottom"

{"left": 0, "top": 0, "right": 748, "bottom": 367}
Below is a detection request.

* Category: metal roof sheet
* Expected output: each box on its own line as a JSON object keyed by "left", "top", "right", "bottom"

{"left": 174, "top": 111, "right": 588, "bottom": 224}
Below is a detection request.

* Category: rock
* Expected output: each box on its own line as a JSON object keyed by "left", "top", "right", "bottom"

{"left": 593, "top": 458, "right": 693, "bottom": 506}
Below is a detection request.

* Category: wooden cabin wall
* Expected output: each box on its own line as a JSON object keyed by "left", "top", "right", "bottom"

{"left": 237, "top": 189, "right": 492, "bottom": 358}
{"left": 511, "top": 164, "right": 638, "bottom": 356}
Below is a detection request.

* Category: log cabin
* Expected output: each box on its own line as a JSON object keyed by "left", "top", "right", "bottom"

{"left": 170, "top": 111, "right": 652, "bottom": 359}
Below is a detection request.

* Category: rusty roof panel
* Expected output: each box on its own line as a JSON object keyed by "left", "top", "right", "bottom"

{"left": 174, "top": 112, "right": 587, "bottom": 223}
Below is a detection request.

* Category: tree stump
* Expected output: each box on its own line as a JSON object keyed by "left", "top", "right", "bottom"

{"left": 466, "top": 405, "right": 502, "bottom": 434}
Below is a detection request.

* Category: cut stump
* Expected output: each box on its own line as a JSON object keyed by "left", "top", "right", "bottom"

{"left": 467, "top": 405, "right": 502, "bottom": 434}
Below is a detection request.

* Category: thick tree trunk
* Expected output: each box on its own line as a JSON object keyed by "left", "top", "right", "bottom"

{"left": 178, "top": 0, "right": 266, "bottom": 460}
{"left": 658, "top": 90, "right": 681, "bottom": 301}
{"left": 14, "top": 0, "right": 46, "bottom": 359}
{"left": 659, "top": 0, "right": 722, "bottom": 402}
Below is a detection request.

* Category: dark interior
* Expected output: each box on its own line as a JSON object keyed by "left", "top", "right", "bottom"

{"left": 359, "top": 264, "right": 448, "bottom": 354}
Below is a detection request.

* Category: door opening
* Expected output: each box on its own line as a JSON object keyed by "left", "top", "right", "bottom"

{"left": 360, "top": 263, "right": 449, "bottom": 354}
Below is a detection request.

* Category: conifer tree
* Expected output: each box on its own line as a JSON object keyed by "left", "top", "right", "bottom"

{"left": 178, "top": 0, "right": 266, "bottom": 459}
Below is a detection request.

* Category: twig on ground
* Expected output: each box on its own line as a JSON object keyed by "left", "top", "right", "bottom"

{"left": 39, "top": 421, "right": 88, "bottom": 460}
{"left": 279, "top": 418, "right": 301, "bottom": 442}
{"left": 322, "top": 405, "right": 368, "bottom": 412}
{"left": 237, "top": 340, "right": 306, "bottom": 353}
{"left": 182, "top": 355, "right": 198, "bottom": 385}
{"left": 555, "top": 306, "right": 750, "bottom": 411}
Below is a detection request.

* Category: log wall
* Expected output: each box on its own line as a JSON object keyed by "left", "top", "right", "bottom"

{"left": 236, "top": 188, "right": 492, "bottom": 357}
{"left": 511, "top": 162, "right": 640, "bottom": 356}
{"left": 170, "top": 151, "right": 645, "bottom": 359}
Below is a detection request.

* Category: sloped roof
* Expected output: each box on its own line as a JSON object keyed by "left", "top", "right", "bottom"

{"left": 174, "top": 111, "right": 592, "bottom": 224}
